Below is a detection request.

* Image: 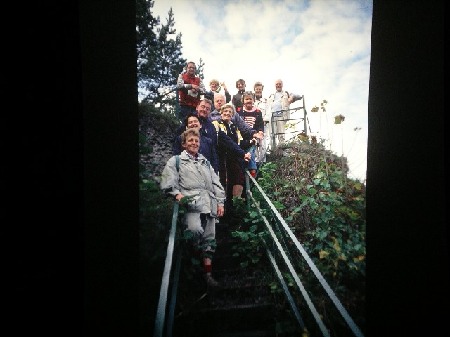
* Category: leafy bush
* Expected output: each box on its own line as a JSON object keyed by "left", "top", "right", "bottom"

{"left": 232, "top": 137, "right": 366, "bottom": 334}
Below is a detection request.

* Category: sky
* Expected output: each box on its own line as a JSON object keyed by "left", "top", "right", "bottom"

{"left": 152, "top": 0, "right": 373, "bottom": 182}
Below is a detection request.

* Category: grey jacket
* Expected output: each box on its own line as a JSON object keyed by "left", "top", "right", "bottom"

{"left": 160, "top": 151, "right": 225, "bottom": 217}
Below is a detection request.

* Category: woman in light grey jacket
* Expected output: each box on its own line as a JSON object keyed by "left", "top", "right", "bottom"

{"left": 160, "top": 128, "right": 225, "bottom": 288}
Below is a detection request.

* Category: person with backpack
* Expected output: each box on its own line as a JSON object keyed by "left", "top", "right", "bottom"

{"left": 160, "top": 128, "right": 225, "bottom": 288}
{"left": 174, "top": 98, "right": 253, "bottom": 178}
{"left": 266, "top": 79, "right": 302, "bottom": 145}
{"left": 172, "top": 112, "right": 219, "bottom": 174}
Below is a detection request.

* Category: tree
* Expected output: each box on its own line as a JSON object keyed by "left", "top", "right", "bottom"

{"left": 136, "top": 1, "right": 186, "bottom": 114}
{"left": 153, "top": 7, "right": 186, "bottom": 112}
{"left": 197, "top": 57, "right": 206, "bottom": 81}
{"left": 136, "top": 0, "right": 159, "bottom": 94}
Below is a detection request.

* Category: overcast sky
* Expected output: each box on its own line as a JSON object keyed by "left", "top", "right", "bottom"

{"left": 152, "top": 0, "right": 372, "bottom": 181}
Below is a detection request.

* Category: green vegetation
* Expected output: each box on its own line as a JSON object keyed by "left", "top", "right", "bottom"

{"left": 137, "top": 2, "right": 365, "bottom": 334}
{"left": 230, "top": 137, "right": 366, "bottom": 335}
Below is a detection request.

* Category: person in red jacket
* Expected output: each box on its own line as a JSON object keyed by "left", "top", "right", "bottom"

{"left": 176, "top": 61, "right": 206, "bottom": 119}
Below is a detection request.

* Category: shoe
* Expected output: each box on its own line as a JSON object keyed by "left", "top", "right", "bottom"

{"left": 204, "top": 274, "right": 220, "bottom": 288}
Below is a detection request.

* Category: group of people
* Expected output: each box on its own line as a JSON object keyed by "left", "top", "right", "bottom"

{"left": 160, "top": 61, "right": 302, "bottom": 288}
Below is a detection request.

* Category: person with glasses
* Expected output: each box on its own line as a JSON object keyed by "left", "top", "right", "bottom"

{"left": 174, "top": 99, "right": 252, "bottom": 183}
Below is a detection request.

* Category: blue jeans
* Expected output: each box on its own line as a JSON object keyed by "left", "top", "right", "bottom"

{"left": 247, "top": 146, "right": 257, "bottom": 171}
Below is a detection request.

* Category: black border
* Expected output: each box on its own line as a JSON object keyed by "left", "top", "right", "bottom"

{"left": 7, "top": 1, "right": 446, "bottom": 336}
{"left": 366, "top": 0, "right": 446, "bottom": 335}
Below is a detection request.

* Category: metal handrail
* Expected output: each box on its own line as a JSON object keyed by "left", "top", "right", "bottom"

{"left": 153, "top": 139, "right": 362, "bottom": 336}
{"left": 245, "top": 171, "right": 365, "bottom": 337}
{"left": 153, "top": 202, "right": 179, "bottom": 337}
{"left": 269, "top": 95, "right": 308, "bottom": 149}
{"left": 261, "top": 237, "right": 307, "bottom": 332}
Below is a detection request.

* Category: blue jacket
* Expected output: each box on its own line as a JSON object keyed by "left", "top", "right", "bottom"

{"left": 175, "top": 116, "right": 248, "bottom": 160}
{"left": 172, "top": 134, "right": 219, "bottom": 173}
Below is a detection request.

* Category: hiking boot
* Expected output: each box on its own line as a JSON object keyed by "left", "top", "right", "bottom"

{"left": 204, "top": 274, "right": 220, "bottom": 288}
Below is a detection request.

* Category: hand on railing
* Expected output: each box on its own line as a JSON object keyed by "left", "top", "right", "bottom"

{"left": 253, "top": 131, "right": 264, "bottom": 140}
{"left": 244, "top": 152, "right": 251, "bottom": 162}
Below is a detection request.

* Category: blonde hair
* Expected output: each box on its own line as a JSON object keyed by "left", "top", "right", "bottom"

{"left": 254, "top": 81, "right": 264, "bottom": 90}
{"left": 220, "top": 103, "right": 236, "bottom": 116}
{"left": 181, "top": 128, "right": 200, "bottom": 144}
{"left": 209, "top": 79, "right": 220, "bottom": 86}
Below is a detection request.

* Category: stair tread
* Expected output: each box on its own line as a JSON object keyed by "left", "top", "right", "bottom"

{"left": 173, "top": 213, "right": 280, "bottom": 337}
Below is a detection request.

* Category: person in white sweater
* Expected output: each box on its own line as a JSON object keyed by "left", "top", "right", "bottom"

{"left": 266, "top": 79, "right": 302, "bottom": 145}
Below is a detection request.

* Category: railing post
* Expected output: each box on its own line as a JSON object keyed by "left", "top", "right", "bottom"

{"left": 270, "top": 112, "right": 276, "bottom": 149}
{"left": 153, "top": 202, "right": 179, "bottom": 337}
{"left": 245, "top": 170, "right": 251, "bottom": 209}
{"left": 302, "top": 95, "right": 307, "bottom": 135}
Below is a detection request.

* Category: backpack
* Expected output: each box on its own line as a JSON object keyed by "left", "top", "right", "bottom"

{"left": 175, "top": 154, "right": 210, "bottom": 172}
{"left": 176, "top": 155, "right": 180, "bottom": 171}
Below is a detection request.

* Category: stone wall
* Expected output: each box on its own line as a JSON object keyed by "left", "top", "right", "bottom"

{"left": 140, "top": 116, "right": 179, "bottom": 184}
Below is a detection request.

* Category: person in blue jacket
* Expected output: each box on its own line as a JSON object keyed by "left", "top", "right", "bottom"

{"left": 173, "top": 112, "right": 219, "bottom": 173}
{"left": 174, "top": 99, "right": 252, "bottom": 179}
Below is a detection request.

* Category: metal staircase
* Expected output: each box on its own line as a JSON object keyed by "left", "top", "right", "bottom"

{"left": 171, "top": 219, "right": 282, "bottom": 337}
{"left": 153, "top": 172, "right": 364, "bottom": 337}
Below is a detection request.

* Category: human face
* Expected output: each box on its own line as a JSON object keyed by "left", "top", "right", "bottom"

{"left": 196, "top": 101, "right": 211, "bottom": 118}
{"left": 186, "top": 63, "right": 196, "bottom": 76}
{"left": 243, "top": 94, "right": 254, "bottom": 110}
{"left": 220, "top": 107, "right": 233, "bottom": 123}
{"left": 236, "top": 81, "right": 246, "bottom": 92}
{"left": 210, "top": 82, "right": 219, "bottom": 91}
{"left": 187, "top": 116, "right": 201, "bottom": 129}
{"left": 214, "top": 95, "right": 225, "bottom": 110}
{"left": 275, "top": 80, "right": 283, "bottom": 92}
{"left": 254, "top": 86, "right": 263, "bottom": 98}
{"left": 182, "top": 134, "right": 200, "bottom": 156}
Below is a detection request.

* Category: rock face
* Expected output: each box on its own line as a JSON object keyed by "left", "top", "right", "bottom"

{"left": 139, "top": 113, "right": 179, "bottom": 183}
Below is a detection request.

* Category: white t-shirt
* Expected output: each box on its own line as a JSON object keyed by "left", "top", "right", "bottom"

{"left": 271, "top": 91, "right": 285, "bottom": 114}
